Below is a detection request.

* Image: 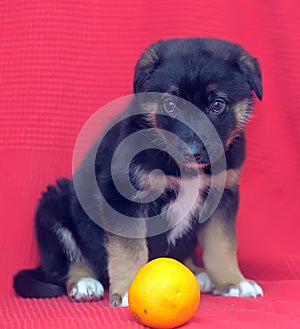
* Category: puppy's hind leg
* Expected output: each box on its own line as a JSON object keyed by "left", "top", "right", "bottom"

{"left": 14, "top": 179, "right": 75, "bottom": 298}
{"left": 107, "top": 234, "right": 148, "bottom": 307}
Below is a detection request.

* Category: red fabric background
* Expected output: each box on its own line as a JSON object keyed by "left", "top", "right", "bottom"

{"left": 1, "top": 0, "right": 300, "bottom": 328}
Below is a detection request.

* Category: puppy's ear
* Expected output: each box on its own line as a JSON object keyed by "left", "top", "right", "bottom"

{"left": 238, "top": 52, "right": 263, "bottom": 100}
{"left": 134, "top": 44, "right": 160, "bottom": 93}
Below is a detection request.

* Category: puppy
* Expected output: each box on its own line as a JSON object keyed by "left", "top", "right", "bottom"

{"left": 14, "top": 37, "right": 263, "bottom": 306}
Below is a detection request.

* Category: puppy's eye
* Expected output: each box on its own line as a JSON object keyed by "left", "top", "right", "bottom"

{"left": 210, "top": 99, "right": 227, "bottom": 114}
{"left": 163, "top": 98, "right": 177, "bottom": 114}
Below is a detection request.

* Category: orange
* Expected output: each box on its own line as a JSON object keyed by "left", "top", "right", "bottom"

{"left": 128, "top": 257, "right": 200, "bottom": 329}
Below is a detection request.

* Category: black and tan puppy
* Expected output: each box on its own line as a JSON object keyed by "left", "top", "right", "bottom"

{"left": 14, "top": 37, "right": 263, "bottom": 306}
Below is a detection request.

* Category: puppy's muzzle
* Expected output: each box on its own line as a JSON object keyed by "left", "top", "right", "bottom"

{"left": 180, "top": 140, "right": 209, "bottom": 167}
{"left": 180, "top": 139, "right": 224, "bottom": 168}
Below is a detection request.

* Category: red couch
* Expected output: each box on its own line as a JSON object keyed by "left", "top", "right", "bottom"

{"left": 1, "top": 1, "right": 300, "bottom": 328}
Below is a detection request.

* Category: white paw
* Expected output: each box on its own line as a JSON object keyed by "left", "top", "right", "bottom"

{"left": 196, "top": 271, "right": 213, "bottom": 293}
{"left": 119, "top": 292, "right": 129, "bottom": 307}
{"left": 69, "top": 278, "right": 104, "bottom": 302}
{"left": 215, "top": 280, "right": 263, "bottom": 297}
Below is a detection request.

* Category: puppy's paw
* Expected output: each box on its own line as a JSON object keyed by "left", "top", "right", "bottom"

{"left": 110, "top": 293, "right": 123, "bottom": 307}
{"left": 68, "top": 278, "right": 104, "bottom": 302}
{"left": 214, "top": 280, "right": 263, "bottom": 297}
{"left": 196, "top": 271, "right": 214, "bottom": 293}
{"left": 109, "top": 292, "right": 129, "bottom": 307}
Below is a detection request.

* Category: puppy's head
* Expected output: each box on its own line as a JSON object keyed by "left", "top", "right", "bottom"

{"left": 133, "top": 38, "right": 262, "bottom": 169}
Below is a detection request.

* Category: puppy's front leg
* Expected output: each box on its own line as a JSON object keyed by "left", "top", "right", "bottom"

{"left": 67, "top": 263, "right": 104, "bottom": 302}
{"left": 198, "top": 189, "right": 263, "bottom": 297}
{"left": 107, "top": 234, "right": 148, "bottom": 306}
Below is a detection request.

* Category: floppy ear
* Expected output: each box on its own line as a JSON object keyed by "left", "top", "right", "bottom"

{"left": 238, "top": 52, "right": 263, "bottom": 100}
{"left": 133, "top": 44, "right": 161, "bottom": 93}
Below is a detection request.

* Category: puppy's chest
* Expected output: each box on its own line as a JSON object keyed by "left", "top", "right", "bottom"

{"left": 163, "top": 174, "right": 210, "bottom": 245}
{"left": 133, "top": 168, "right": 211, "bottom": 244}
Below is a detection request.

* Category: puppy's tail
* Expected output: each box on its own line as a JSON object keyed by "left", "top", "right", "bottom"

{"left": 13, "top": 266, "right": 66, "bottom": 298}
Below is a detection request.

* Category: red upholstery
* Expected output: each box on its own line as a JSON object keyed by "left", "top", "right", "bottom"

{"left": 1, "top": 0, "right": 300, "bottom": 328}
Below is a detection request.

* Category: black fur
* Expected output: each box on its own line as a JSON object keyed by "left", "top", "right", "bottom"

{"left": 14, "top": 37, "right": 262, "bottom": 299}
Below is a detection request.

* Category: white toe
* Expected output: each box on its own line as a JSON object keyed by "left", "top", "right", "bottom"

{"left": 250, "top": 281, "right": 264, "bottom": 297}
{"left": 238, "top": 280, "right": 263, "bottom": 297}
{"left": 239, "top": 280, "right": 257, "bottom": 297}
{"left": 196, "top": 271, "right": 213, "bottom": 292}
{"left": 119, "top": 292, "right": 129, "bottom": 307}
{"left": 221, "top": 286, "right": 240, "bottom": 297}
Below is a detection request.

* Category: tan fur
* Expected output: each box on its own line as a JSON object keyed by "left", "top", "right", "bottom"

{"left": 209, "top": 168, "right": 241, "bottom": 191}
{"left": 107, "top": 234, "right": 148, "bottom": 306}
{"left": 225, "top": 168, "right": 241, "bottom": 189}
{"left": 233, "top": 99, "right": 252, "bottom": 129}
{"left": 169, "top": 85, "right": 179, "bottom": 94}
{"left": 138, "top": 48, "right": 159, "bottom": 67}
{"left": 148, "top": 111, "right": 158, "bottom": 128}
{"left": 66, "top": 263, "right": 97, "bottom": 295}
{"left": 184, "top": 256, "right": 204, "bottom": 275}
{"left": 206, "top": 83, "right": 217, "bottom": 93}
{"left": 240, "top": 54, "right": 256, "bottom": 73}
{"left": 225, "top": 128, "right": 241, "bottom": 148}
{"left": 143, "top": 102, "right": 161, "bottom": 135}
{"left": 144, "top": 100, "right": 176, "bottom": 146}
{"left": 198, "top": 215, "right": 244, "bottom": 291}
{"left": 144, "top": 101, "right": 159, "bottom": 114}
{"left": 223, "top": 52, "right": 231, "bottom": 61}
